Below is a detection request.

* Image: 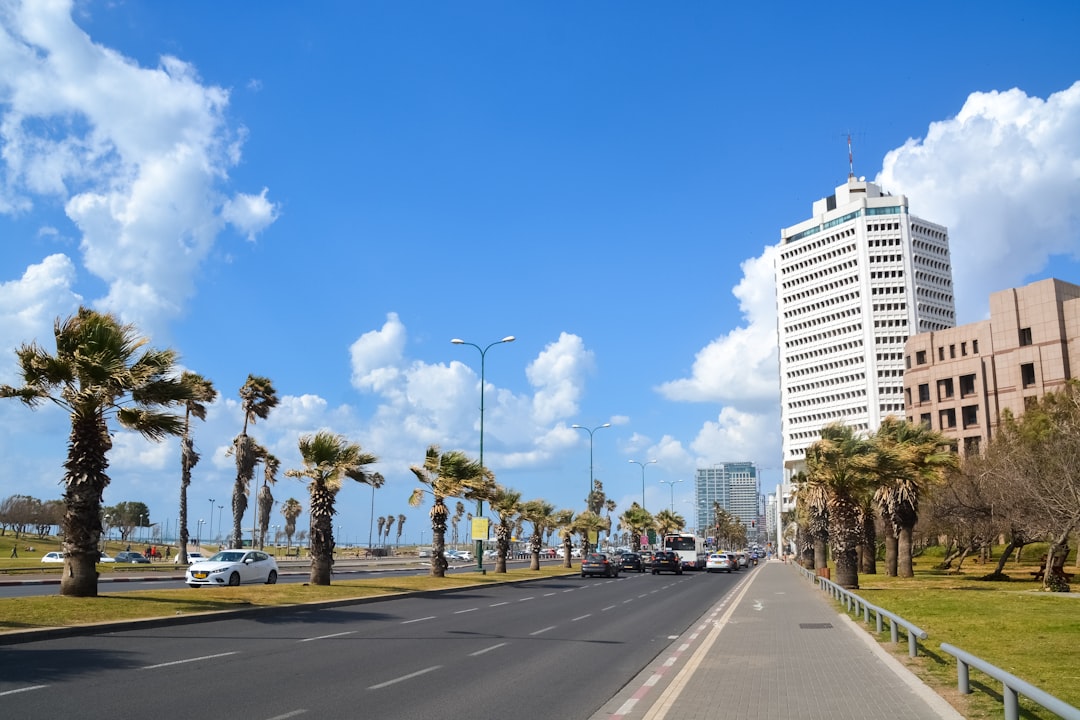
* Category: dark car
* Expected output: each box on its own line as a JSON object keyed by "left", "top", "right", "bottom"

{"left": 115, "top": 551, "right": 150, "bottom": 564}
{"left": 650, "top": 551, "right": 684, "bottom": 575}
{"left": 581, "top": 552, "right": 621, "bottom": 578}
{"left": 640, "top": 551, "right": 656, "bottom": 571}
{"left": 619, "top": 552, "right": 644, "bottom": 573}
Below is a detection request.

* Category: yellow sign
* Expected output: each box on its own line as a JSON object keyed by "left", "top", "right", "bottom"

{"left": 471, "top": 517, "right": 489, "bottom": 541}
{"left": 588, "top": 529, "right": 599, "bottom": 545}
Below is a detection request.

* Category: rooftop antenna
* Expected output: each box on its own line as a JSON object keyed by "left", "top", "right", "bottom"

{"left": 847, "top": 133, "right": 855, "bottom": 179}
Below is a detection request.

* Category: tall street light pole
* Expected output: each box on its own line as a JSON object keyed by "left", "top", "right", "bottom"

{"left": 572, "top": 423, "right": 611, "bottom": 504}
{"left": 208, "top": 498, "right": 215, "bottom": 546}
{"left": 452, "top": 335, "right": 516, "bottom": 573}
{"left": 660, "top": 478, "right": 683, "bottom": 512}
{"left": 628, "top": 459, "right": 657, "bottom": 512}
{"left": 217, "top": 505, "right": 224, "bottom": 547}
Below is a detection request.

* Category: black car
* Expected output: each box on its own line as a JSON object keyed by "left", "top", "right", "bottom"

{"left": 115, "top": 551, "right": 150, "bottom": 564}
{"left": 581, "top": 552, "right": 621, "bottom": 578}
{"left": 650, "top": 550, "right": 683, "bottom": 575}
{"left": 619, "top": 552, "right": 644, "bottom": 573}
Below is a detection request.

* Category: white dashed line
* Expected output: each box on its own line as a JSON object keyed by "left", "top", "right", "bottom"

{"left": 469, "top": 642, "right": 508, "bottom": 656}
{"left": 141, "top": 651, "right": 239, "bottom": 670}
{"left": 0, "top": 685, "right": 47, "bottom": 697}
{"left": 401, "top": 616, "right": 436, "bottom": 624}
{"left": 518, "top": 596, "right": 535, "bottom": 602}
{"left": 300, "top": 631, "right": 355, "bottom": 642}
{"left": 454, "top": 608, "right": 478, "bottom": 614}
{"left": 265, "top": 710, "right": 308, "bottom": 720}
{"left": 530, "top": 625, "right": 556, "bottom": 636}
{"left": 544, "top": 592, "right": 557, "bottom": 597}
{"left": 368, "top": 665, "right": 443, "bottom": 690}
{"left": 602, "top": 604, "right": 616, "bottom": 611}
{"left": 571, "top": 614, "right": 592, "bottom": 621}
{"left": 490, "top": 601, "right": 509, "bottom": 607}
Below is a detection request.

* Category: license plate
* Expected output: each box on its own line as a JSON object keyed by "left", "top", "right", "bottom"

{"left": 193, "top": 572, "right": 208, "bottom": 579}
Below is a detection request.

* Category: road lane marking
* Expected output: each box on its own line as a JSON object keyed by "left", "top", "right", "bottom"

{"left": 518, "top": 596, "right": 535, "bottom": 602}
{"left": 454, "top": 607, "right": 478, "bottom": 614}
{"left": 265, "top": 711, "right": 308, "bottom": 719}
{"left": 401, "top": 616, "right": 436, "bottom": 624}
{"left": 489, "top": 601, "right": 509, "bottom": 607}
{"left": 544, "top": 592, "right": 556, "bottom": 596}
{"left": 602, "top": 604, "right": 616, "bottom": 611}
{"left": 141, "top": 651, "right": 238, "bottom": 670}
{"left": 469, "top": 642, "right": 508, "bottom": 656}
{"left": 300, "top": 631, "right": 355, "bottom": 642}
{"left": 571, "top": 614, "right": 591, "bottom": 622}
{"left": 529, "top": 625, "right": 556, "bottom": 636}
{"left": 0, "top": 685, "right": 47, "bottom": 697}
{"left": 368, "top": 665, "right": 442, "bottom": 690}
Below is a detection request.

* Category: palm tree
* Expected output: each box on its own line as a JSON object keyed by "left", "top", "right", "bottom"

{"left": 519, "top": 499, "right": 556, "bottom": 570}
{"left": 257, "top": 452, "right": 279, "bottom": 550}
{"left": 285, "top": 430, "right": 379, "bottom": 585}
{"left": 575, "top": 510, "right": 609, "bottom": 555}
{"left": 604, "top": 498, "right": 617, "bottom": 549}
{"left": 376, "top": 516, "right": 386, "bottom": 547}
{"left": 619, "top": 503, "right": 653, "bottom": 551}
{"left": 1, "top": 308, "right": 190, "bottom": 596}
{"left": 384, "top": 515, "right": 395, "bottom": 548}
{"left": 654, "top": 509, "right": 685, "bottom": 537}
{"left": 554, "top": 509, "right": 577, "bottom": 568}
{"left": 177, "top": 372, "right": 217, "bottom": 565}
{"left": 408, "top": 445, "right": 493, "bottom": 577}
{"left": 489, "top": 486, "right": 522, "bottom": 573}
{"left": 451, "top": 501, "right": 465, "bottom": 548}
{"left": 396, "top": 513, "right": 406, "bottom": 547}
{"left": 281, "top": 498, "right": 302, "bottom": 555}
{"left": 871, "top": 417, "right": 959, "bottom": 577}
{"left": 805, "top": 423, "right": 875, "bottom": 589}
{"left": 230, "top": 375, "right": 278, "bottom": 548}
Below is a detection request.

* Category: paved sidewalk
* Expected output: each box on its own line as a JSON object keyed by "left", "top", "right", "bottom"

{"left": 591, "top": 560, "right": 963, "bottom": 720}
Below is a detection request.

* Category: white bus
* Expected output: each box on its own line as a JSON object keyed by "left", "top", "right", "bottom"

{"left": 663, "top": 533, "right": 708, "bottom": 570}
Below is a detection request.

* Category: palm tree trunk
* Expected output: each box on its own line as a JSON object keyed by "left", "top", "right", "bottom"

{"left": 308, "top": 482, "right": 334, "bottom": 586}
{"left": 430, "top": 499, "right": 449, "bottom": 578}
{"left": 562, "top": 535, "right": 573, "bottom": 569}
{"left": 860, "top": 509, "right": 877, "bottom": 575}
{"left": 60, "top": 413, "right": 111, "bottom": 597}
{"left": 495, "top": 523, "right": 509, "bottom": 573}
{"left": 812, "top": 535, "right": 828, "bottom": 571}
{"left": 882, "top": 519, "right": 898, "bottom": 576}
{"left": 530, "top": 534, "right": 542, "bottom": 571}
{"left": 829, "top": 497, "right": 861, "bottom": 589}
{"left": 897, "top": 524, "right": 917, "bottom": 577}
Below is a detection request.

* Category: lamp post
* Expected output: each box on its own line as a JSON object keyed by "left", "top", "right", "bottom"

{"left": 197, "top": 519, "right": 205, "bottom": 548}
{"left": 217, "top": 505, "right": 224, "bottom": 547}
{"left": 572, "top": 423, "right": 611, "bottom": 503}
{"left": 102, "top": 514, "right": 110, "bottom": 551}
{"left": 208, "top": 498, "right": 215, "bottom": 547}
{"left": 628, "top": 459, "right": 657, "bottom": 512}
{"left": 452, "top": 335, "right": 516, "bottom": 573}
{"left": 660, "top": 479, "right": 683, "bottom": 512}
{"left": 140, "top": 513, "right": 147, "bottom": 544}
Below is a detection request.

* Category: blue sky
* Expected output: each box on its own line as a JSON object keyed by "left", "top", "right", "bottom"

{"left": 2, "top": 0, "right": 1079, "bottom": 547}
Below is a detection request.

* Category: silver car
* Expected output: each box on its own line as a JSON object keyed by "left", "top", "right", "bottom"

{"left": 185, "top": 549, "right": 278, "bottom": 588}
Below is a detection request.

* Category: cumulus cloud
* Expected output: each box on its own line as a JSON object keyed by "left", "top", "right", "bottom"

{"left": 878, "top": 82, "right": 1080, "bottom": 321}
{"left": 526, "top": 332, "right": 594, "bottom": 424}
{"left": 0, "top": 253, "right": 81, "bottom": 381}
{"left": 0, "top": 0, "right": 278, "bottom": 337}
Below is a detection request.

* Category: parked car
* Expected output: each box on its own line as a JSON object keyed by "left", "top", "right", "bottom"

{"left": 650, "top": 551, "right": 683, "bottom": 575}
{"left": 619, "top": 552, "right": 644, "bottom": 573}
{"left": 446, "top": 550, "right": 473, "bottom": 562}
{"left": 706, "top": 552, "right": 735, "bottom": 573}
{"left": 176, "top": 551, "right": 207, "bottom": 565}
{"left": 581, "top": 552, "right": 621, "bottom": 578}
{"left": 98, "top": 552, "right": 116, "bottom": 563}
{"left": 555, "top": 547, "right": 582, "bottom": 559}
{"left": 115, "top": 551, "right": 150, "bottom": 564}
{"left": 41, "top": 551, "right": 65, "bottom": 563}
{"left": 185, "top": 549, "right": 278, "bottom": 587}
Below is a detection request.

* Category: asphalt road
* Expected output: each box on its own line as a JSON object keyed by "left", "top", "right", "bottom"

{"left": 0, "top": 567, "right": 747, "bottom": 719}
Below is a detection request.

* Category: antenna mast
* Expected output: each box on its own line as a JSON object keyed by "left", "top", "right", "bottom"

{"left": 847, "top": 134, "right": 854, "bottom": 179}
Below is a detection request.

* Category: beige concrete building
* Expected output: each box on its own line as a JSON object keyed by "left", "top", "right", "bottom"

{"left": 903, "top": 278, "right": 1080, "bottom": 456}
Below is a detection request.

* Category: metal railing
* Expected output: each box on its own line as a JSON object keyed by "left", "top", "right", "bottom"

{"left": 940, "top": 643, "right": 1080, "bottom": 720}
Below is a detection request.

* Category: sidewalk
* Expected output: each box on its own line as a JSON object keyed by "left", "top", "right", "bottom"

{"left": 591, "top": 560, "right": 963, "bottom": 720}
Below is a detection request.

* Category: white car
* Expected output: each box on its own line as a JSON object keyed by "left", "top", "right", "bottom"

{"left": 450, "top": 550, "right": 473, "bottom": 562}
{"left": 98, "top": 552, "right": 116, "bottom": 563}
{"left": 555, "top": 547, "right": 583, "bottom": 559}
{"left": 41, "top": 551, "right": 65, "bottom": 563}
{"left": 176, "top": 551, "right": 207, "bottom": 565}
{"left": 185, "top": 549, "right": 279, "bottom": 587}
{"left": 706, "top": 552, "right": 735, "bottom": 573}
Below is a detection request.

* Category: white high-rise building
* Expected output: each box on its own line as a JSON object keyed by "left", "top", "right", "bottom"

{"left": 776, "top": 177, "right": 955, "bottom": 473}
{"left": 695, "top": 463, "right": 759, "bottom": 539}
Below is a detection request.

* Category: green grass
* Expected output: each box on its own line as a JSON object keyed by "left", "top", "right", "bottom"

{"left": 833, "top": 550, "right": 1079, "bottom": 720}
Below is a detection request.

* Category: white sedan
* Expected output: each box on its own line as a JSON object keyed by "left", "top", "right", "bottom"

{"left": 185, "top": 549, "right": 279, "bottom": 588}
{"left": 41, "top": 551, "right": 65, "bottom": 563}
{"left": 706, "top": 552, "right": 734, "bottom": 573}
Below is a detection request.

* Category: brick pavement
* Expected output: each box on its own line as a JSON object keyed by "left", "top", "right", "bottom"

{"left": 590, "top": 560, "right": 963, "bottom": 720}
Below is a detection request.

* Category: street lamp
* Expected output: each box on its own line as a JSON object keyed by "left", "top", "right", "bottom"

{"left": 660, "top": 479, "right": 683, "bottom": 512}
{"left": 208, "top": 499, "right": 215, "bottom": 547}
{"left": 452, "top": 334, "right": 516, "bottom": 573}
{"left": 140, "top": 514, "right": 147, "bottom": 544}
{"left": 217, "top": 505, "right": 224, "bottom": 546}
{"left": 103, "top": 514, "right": 110, "bottom": 550}
{"left": 197, "top": 519, "right": 205, "bottom": 548}
{"left": 628, "top": 459, "right": 657, "bottom": 512}
{"left": 572, "top": 423, "right": 611, "bottom": 501}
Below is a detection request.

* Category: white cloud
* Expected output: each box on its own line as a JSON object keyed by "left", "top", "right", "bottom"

{"left": 0, "top": 253, "right": 81, "bottom": 381}
{"left": 0, "top": 0, "right": 278, "bottom": 337}
{"left": 526, "top": 332, "right": 593, "bottom": 424}
{"left": 878, "top": 82, "right": 1080, "bottom": 321}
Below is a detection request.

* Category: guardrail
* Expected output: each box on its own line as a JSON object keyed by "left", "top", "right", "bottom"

{"left": 940, "top": 643, "right": 1080, "bottom": 720}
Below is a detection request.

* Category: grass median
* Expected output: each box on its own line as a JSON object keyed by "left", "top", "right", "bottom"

{"left": 0, "top": 565, "right": 578, "bottom": 635}
{"left": 828, "top": 546, "right": 1078, "bottom": 720}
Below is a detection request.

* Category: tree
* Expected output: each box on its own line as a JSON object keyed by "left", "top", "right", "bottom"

{"left": 384, "top": 515, "right": 395, "bottom": 548}
{"left": 281, "top": 498, "right": 302, "bottom": 555}
{"left": 0, "top": 308, "right": 189, "bottom": 596}
{"left": 177, "top": 371, "right": 217, "bottom": 564}
{"left": 102, "top": 501, "right": 151, "bottom": 543}
{"left": 653, "top": 509, "right": 685, "bottom": 537}
{"left": 554, "top": 509, "right": 577, "bottom": 568}
{"left": 230, "top": 375, "right": 278, "bottom": 549}
{"left": 575, "top": 510, "right": 609, "bottom": 554}
{"left": 619, "top": 503, "right": 653, "bottom": 550}
{"left": 376, "top": 516, "right": 386, "bottom": 547}
{"left": 805, "top": 423, "right": 876, "bottom": 589}
{"left": 396, "top": 513, "right": 406, "bottom": 546}
{"left": 285, "top": 430, "right": 379, "bottom": 585}
{"left": 489, "top": 486, "right": 522, "bottom": 573}
{"left": 451, "top": 501, "right": 465, "bottom": 548}
{"left": 257, "top": 452, "right": 279, "bottom": 550}
{"left": 408, "top": 445, "right": 493, "bottom": 578}
{"left": 604, "top": 498, "right": 617, "bottom": 548}
{"left": 870, "top": 417, "right": 958, "bottom": 577}
{"left": 519, "top": 499, "right": 556, "bottom": 570}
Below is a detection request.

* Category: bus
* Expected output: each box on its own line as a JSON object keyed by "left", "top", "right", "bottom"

{"left": 663, "top": 533, "right": 708, "bottom": 570}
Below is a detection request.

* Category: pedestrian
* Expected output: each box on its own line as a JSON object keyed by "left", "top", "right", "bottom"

{"left": 165, "top": 546, "right": 171, "bottom": 561}
{"left": 9, "top": 546, "right": 16, "bottom": 558}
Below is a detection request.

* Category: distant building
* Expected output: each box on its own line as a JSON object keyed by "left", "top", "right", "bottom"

{"left": 695, "top": 463, "right": 759, "bottom": 539}
{"left": 903, "top": 277, "right": 1080, "bottom": 456}
{"left": 776, "top": 176, "right": 955, "bottom": 474}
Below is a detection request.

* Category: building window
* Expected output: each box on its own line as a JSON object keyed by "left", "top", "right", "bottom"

{"left": 962, "top": 404, "right": 979, "bottom": 428}
{"left": 915, "top": 350, "right": 927, "bottom": 365}
{"left": 905, "top": 388, "right": 912, "bottom": 406}
{"left": 972, "top": 339, "right": 979, "bottom": 354}
{"left": 1019, "top": 327, "right": 1032, "bottom": 346}
{"left": 949, "top": 344, "right": 956, "bottom": 359}
{"left": 964, "top": 436, "right": 981, "bottom": 455}
{"left": 1024, "top": 395, "right": 1038, "bottom": 410}
{"left": 1021, "top": 362, "right": 1036, "bottom": 388}
{"left": 920, "top": 413, "right": 932, "bottom": 428}
{"left": 938, "top": 347, "right": 945, "bottom": 361}
{"left": 961, "top": 342, "right": 968, "bottom": 356}
{"left": 940, "top": 408, "right": 957, "bottom": 429}
{"left": 937, "top": 378, "right": 954, "bottom": 400}
{"left": 959, "top": 374, "right": 976, "bottom": 397}
{"left": 918, "top": 383, "right": 930, "bottom": 402}
{"left": 905, "top": 355, "right": 911, "bottom": 370}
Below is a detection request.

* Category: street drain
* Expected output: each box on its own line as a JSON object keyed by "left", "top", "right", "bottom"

{"left": 799, "top": 623, "right": 833, "bottom": 629}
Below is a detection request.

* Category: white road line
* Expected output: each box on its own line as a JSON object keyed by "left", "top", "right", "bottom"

{"left": 490, "top": 601, "right": 509, "bottom": 607}
{"left": 299, "top": 631, "right": 355, "bottom": 642}
{"left": 141, "top": 651, "right": 238, "bottom": 670}
{"left": 265, "top": 710, "right": 308, "bottom": 719}
{"left": 454, "top": 607, "right": 478, "bottom": 614}
{"left": 529, "top": 625, "right": 556, "bottom": 636}
{"left": 469, "top": 642, "right": 508, "bottom": 656}
{"left": 622, "top": 599, "right": 633, "bottom": 604}
{"left": 544, "top": 592, "right": 557, "bottom": 596}
{"left": 638, "top": 594, "right": 648, "bottom": 598}
{"left": 571, "top": 614, "right": 591, "bottom": 622}
{"left": 563, "top": 588, "right": 576, "bottom": 593}
{"left": 518, "top": 596, "right": 535, "bottom": 602}
{"left": 401, "top": 615, "right": 436, "bottom": 624}
{"left": 602, "top": 604, "right": 616, "bottom": 611}
{"left": 368, "top": 665, "right": 442, "bottom": 690}
{"left": 0, "top": 685, "right": 47, "bottom": 697}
